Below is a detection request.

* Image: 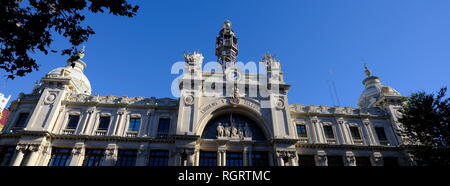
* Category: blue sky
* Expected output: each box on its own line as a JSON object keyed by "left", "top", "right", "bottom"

{"left": 1, "top": 0, "right": 449, "bottom": 108}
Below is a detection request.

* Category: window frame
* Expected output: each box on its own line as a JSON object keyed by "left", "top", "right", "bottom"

{"left": 82, "top": 149, "right": 104, "bottom": 166}
{"left": 66, "top": 115, "right": 80, "bottom": 130}
{"left": 48, "top": 148, "right": 73, "bottom": 166}
{"left": 323, "top": 125, "right": 335, "bottom": 139}
{"left": 148, "top": 150, "right": 169, "bottom": 166}
{"left": 156, "top": 118, "right": 171, "bottom": 138}
{"left": 199, "top": 151, "right": 217, "bottom": 167}
{"left": 15, "top": 113, "right": 30, "bottom": 128}
{"left": 98, "top": 116, "right": 111, "bottom": 131}
{"left": 0, "top": 146, "right": 15, "bottom": 166}
{"left": 128, "top": 117, "right": 141, "bottom": 132}
{"left": 296, "top": 124, "right": 308, "bottom": 138}
{"left": 115, "top": 149, "right": 138, "bottom": 166}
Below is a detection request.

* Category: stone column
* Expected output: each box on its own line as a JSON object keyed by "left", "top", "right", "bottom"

{"left": 243, "top": 148, "right": 248, "bottom": 166}
{"left": 136, "top": 144, "right": 148, "bottom": 166}
{"left": 275, "top": 151, "right": 285, "bottom": 166}
{"left": 315, "top": 150, "right": 327, "bottom": 166}
{"left": 25, "top": 144, "right": 43, "bottom": 166}
{"left": 174, "top": 150, "right": 182, "bottom": 166}
{"left": 11, "top": 144, "right": 28, "bottom": 166}
{"left": 80, "top": 108, "right": 95, "bottom": 135}
{"left": 186, "top": 149, "right": 195, "bottom": 166}
{"left": 345, "top": 151, "right": 356, "bottom": 166}
{"left": 363, "top": 119, "right": 376, "bottom": 145}
{"left": 248, "top": 149, "right": 253, "bottom": 166}
{"left": 268, "top": 152, "right": 274, "bottom": 166}
{"left": 221, "top": 150, "right": 226, "bottom": 166}
{"left": 194, "top": 149, "right": 200, "bottom": 166}
{"left": 102, "top": 144, "right": 117, "bottom": 166}
{"left": 70, "top": 143, "right": 85, "bottom": 166}
{"left": 310, "top": 117, "right": 322, "bottom": 143}
{"left": 337, "top": 118, "right": 349, "bottom": 144}
{"left": 289, "top": 152, "right": 298, "bottom": 166}
{"left": 217, "top": 150, "right": 222, "bottom": 166}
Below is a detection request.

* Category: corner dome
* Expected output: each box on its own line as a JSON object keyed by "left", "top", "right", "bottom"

{"left": 45, "top": 60, "right": 91, "bottom": 95}
{"left": 358, "top": 66, "right": 401, "bottom": 108}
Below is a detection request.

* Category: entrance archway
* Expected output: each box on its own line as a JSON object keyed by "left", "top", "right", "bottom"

{"left": 201, "top": 113, "right": 266, "bottom": 141}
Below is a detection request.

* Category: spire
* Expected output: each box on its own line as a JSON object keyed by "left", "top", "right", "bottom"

{"left": 364, "top": 63, "right": 372, "bottom": 77}
{"left": 216, "top": 20, "right": 239, "bottom": 69}
{"left": 67, "top": 46, "right": 87, "bottom": 72}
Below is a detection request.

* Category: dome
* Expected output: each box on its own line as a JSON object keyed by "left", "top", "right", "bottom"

{"left": 358, "top": 76, "right": 400, "bottom": 108}
{"left": 45, "top": 60, "right": 91, "bottom": 95}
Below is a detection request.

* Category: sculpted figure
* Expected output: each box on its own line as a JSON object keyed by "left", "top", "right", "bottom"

{"left": 231, "top": 126, "right": 238, "bottom": 137}
{"left": 238, "top": 127, "right": 244, "bottom": 138}
{"left": 216, "top": 122, "right": 224, "bottom": 137}
{"left": 224, "top": 124, "right": 231, "bottom": 137}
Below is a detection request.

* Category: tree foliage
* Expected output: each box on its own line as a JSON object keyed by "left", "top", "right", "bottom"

{"left": 399, "top": 87, "right": 450, "bottom": 166}
{"left": 0, "top": 0, "right": 139, "bottom": 79}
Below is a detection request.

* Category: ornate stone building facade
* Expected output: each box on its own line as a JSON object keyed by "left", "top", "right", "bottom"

{"left": 0, "top": 21, "right": 413, "bottom": 166}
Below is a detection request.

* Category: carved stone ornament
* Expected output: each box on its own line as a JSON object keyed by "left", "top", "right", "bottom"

{"left": 16, "top": 144, "right": 28, "bottom": 152}
{"left": 230, "top": 87, "right": 240, "bottom": 105}
{"left": 345, "top": 152, "right": 356, "bottom": 165}
{"left": 72, "top": 146, "right": 83, "bottom": 155}
{"left": 183, "top": 95, "right": 194, "bottom": 106}
{"left": 28, "top": 144, "right": 41, "bottom": 152}
{"left": 44, "top": 92, "right": 58, "bottom": 104}
{"left": 337, "top": 118, "right": 345, "bottom": 125}
{"left": 105, "top": 147, "right": 116, "bottom": 157}
{"left": 137, "top": 145, "right": 148, "bottom": 157}
{"left": 275, "top": 99, "right": 285, "bottom": 110}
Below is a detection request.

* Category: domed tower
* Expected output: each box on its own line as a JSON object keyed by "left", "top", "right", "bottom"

{"left": 358, "top": 64, "right": 405, "bottom": 145}
{"left": 40, "top": 46, "right": 92, "bottom": 95}
{"left": 358, "top": 64, "right": 402, "bottom": 108}
{"left": 22, "top": 47, "right": 92, "bottom": 132}
{"left": 216, "top": 20, "right": 238, "bottom": 69}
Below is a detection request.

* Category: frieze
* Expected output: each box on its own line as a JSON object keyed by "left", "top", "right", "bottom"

{"left": 200, "top": 98, "right": 260, "bottom": 114}
{"left": 289, "top": 104, "right": 387, "bottom": 117}
{"left": 65, "top": 93, "right": 178, "bottom": 107}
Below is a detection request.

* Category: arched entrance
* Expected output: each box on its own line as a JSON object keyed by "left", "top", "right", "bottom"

{"left": 197, "top": 108, "right": 273, "bottom": 166}
{"left": 201, "top": 113, "right": 266, "bottom": 141}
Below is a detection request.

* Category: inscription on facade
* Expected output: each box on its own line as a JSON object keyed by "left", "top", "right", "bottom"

{"left": 200, "top": 98, "right": 260, "bottom": 114}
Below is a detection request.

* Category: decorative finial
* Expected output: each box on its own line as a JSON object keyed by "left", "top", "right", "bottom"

{"left": 223, "top": 20, "right": 232, "bottom": 29}
{"left": 364, "top": 63, "right": 372, "bottom": 77}
{"left": 78, "top": 45, "right": 86, "bottom": 59}
{"left": 262, "top": 53, "right": 277, "bottom": 63}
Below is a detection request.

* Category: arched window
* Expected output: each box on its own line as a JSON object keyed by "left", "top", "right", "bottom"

{"left": 201, "top": 113, "right": 265, "bottom": 141}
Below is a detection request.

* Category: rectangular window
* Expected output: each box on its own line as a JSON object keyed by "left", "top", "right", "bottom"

{"left": 157, "top": 118, "right": 170, "bottom": 138}
{"left": 298, "top": 155, "right": 316, "bottom": 166}
{"left": 349, "top": 126, "right": 361, "bottom": 140}
{"left": 0, "top": 146, "right": 15, "bottom": 166}
{"left": 296, "top": 124, "right": 308, "bottom": 138}
{"left": 199, "top": 151, "right": 217, "bottom": 166}
{"left": 356, "top": 156, "right": 372, "bottom": 167}
{"left": 128, "top": 118, "right": 141, "bottom": 131}
{"left": 98, "top": 116, "right": 111, "bottom": 130}
{"left": 327, "top": 156, "right": 344, "bottom": 166}
{"left": 323, "top": 125, "right": 335, "bottom": 139}
{"left": 67, "top": 115, "right": 80, "bottom": 129}
{"left": 148, "top": 150, "right": 169, "bottom": 166}
{"left": 375, "top": 127, "right": 388, "bottom": 142}
{"left": 226, "top": 152, "right": 243, "bottom": 166}
{"left": 83, "top": 149, "right": 104, "bottom": 166}
{"left": 15, "top": 113, "right": 29, "bottom": 127}
{"left": 115, "top": 150, "right": 137, "bottom": 166}
{"left": 48, "top": 148, "right": 72, "bottom": 166}
{"left": 251, "top": 152, "right": 269, "bottom": 166}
